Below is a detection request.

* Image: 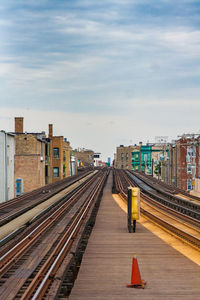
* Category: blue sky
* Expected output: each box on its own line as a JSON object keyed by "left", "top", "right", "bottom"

{"left": 0, "top": 0, "right": 200, "bottom": 160}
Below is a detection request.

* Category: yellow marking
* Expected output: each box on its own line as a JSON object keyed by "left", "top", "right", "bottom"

{"left": 112, "top": 193, "right": 200, "bottom": 266}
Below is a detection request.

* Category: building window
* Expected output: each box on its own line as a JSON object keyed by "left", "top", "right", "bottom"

{"left": 126, "top": 153, "right": 128, "bottom": 160}
{"left": 121, "top": 164, "right": 124, "bottom": 169}
{"left": 45, "top": 166, "right": 49, "bottom": 177}
{"left": 63, "top": 164, "right": 66, "bottom": 177}
{"left": 45, "top": 143, "right": 50, "bottom": 156}
{"left": 192, "top": 166, "right": 196, "bottom": 179}
{"left": 144, "top": 154, "right": 148, "bottom": 162}
{"left": 187, "top": 179, "right": 192, "bottom": 191}
{"left": 187, "top": 164, "right": 192, "bottom": 174}
{"left": 187, "top": 147, "right": 191, "bottom": 157}
{"left": 63, "top": 151, "right": 66, "bottom": 162}
{"left": 53, "top": 167, "right": 59, "bottom": 178}
{"left": 192, "top": 147, "right": 196, "bottom": 157}
{"left": 53, "top": 148, "right": 59, "bottom": 158}
{"left": 187, "top": 146, "right": 196, "bottom": 158}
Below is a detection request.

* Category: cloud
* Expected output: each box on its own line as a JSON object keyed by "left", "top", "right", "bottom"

{"left": 1, "top": 105, "right": 199, "bottom": 162}
{"left": 0, "top": 0, "right": 200, "bottom": 159}
{"left": 131, "top": 98, "right": 200, "bottom": 108}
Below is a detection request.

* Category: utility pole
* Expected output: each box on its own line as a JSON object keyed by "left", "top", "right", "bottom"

{"left": 139, "top": 142, "right": 142, "bottom": 172}
{"left": 151, "top": 158, "right": 154, "bottom": 177}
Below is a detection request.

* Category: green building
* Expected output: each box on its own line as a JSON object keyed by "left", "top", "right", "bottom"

{"left": 131, "top": 145, "right": 152, "bottom": 174}
{"left": 131, "top": 145, "right": 169, "bottom": 175}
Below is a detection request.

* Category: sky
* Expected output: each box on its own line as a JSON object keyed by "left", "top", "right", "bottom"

{"left": 0, "top": 0, "right": 200, "bottom": 161}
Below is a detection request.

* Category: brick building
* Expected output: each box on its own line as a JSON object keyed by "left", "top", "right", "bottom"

{"left": 115, "top": 145, "right": 138, "bottom": 169}
{"left": 14, "top": 117, "right": 46, "bottom": 195}
{"left": 74, "top": 149, "right": 94, "bottom": 167}
{"left": 168, "top": 135, "right": 200, "bottom": 191}
{"left": 48, "top": 124, "right": 76, "bottom": 183}
{"left": 10, "top": 118, "right": 76, "bottom": 195}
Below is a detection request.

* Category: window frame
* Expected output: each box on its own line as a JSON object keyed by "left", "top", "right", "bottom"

{"left": 187, "top": 179, "right": 192, "bottom": 191}
{"left": 187, "top": 163, "right": 192, "bottom": 174}
{"left": 53, "top": 147, "right": 60, "bottom": 158}
{"left": 53, "top": 167, "right": 59, "bottom": 178}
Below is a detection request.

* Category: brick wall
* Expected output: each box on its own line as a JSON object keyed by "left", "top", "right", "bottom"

{"left": 50, "top": 136, "right": 64, "bottom": 183}
{"left": 14, "top": 133, "right": 45, "bottom": 195}
{"left": 15, "top": 117, "right": 23, "bottom": 133}
{"left": 15, "top": 134, "right": 42, "bottom": 155}
{"left": 63, "top": 141, "right": 72, "bottom": 177}
{"left": 14, "top": 155, "right": 45, "bottom": 194}
{"left": 115, "top": 146, "right": 136, "bottom": 169}
{"left": 74, "top": 150, "right": 94, "bottom": 167}
{"left": 176, "top": 138, "right": 200, "bottom": 191}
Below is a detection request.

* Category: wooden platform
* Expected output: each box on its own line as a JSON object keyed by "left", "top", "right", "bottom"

{"left": 69, "top": 173, "right": 200, "bottom": 300}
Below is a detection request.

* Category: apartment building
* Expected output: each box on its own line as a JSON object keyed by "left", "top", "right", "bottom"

{"left": 115, "top": 145, "right": 138, "bottom": 169}
{"left": 168, "top": 135, "right": 200, "bottom": 191}
{"left": 0, "top": 131, "right": 15, "bottom": 202}
{"left": 115, "top": 143, "right": 169, "bottom": 178}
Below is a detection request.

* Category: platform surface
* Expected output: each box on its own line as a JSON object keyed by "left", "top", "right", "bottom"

{"left": 69, "top": 173, "right": 200, "bottom": 300}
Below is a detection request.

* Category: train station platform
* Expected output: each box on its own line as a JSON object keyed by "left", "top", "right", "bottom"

{"left": 69, "top": 173, "right": 200, "bottom": 300}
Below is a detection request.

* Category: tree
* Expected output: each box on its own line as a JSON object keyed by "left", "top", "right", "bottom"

{"left": 154, "top": 161, "right": 161, "bottom": 176}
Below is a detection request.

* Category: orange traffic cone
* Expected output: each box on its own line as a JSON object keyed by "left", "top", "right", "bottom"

{"left": 126, "top": 254, "right": 146, "bottom": 288}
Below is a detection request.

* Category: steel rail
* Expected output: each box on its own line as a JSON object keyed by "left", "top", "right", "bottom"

{"left": 141, "top": 207, "right": 200, "bottom": 249}
{"left": 128, "top": 171, "right": 200, "bottom": 210}
{"left": 0, "top": 172, "right": 100, "bottom": 276}
{"left": 133, "top": 170, "right": 200, "bottom": 202}
{"left": 121, "top": 171, "right": 200, "bottom": 228}
{"left": 115, "top": 170, "right": 200, "bottom": 249}
{"left": 141, "top": 193, "right": 200, "bottom": 229}
{"left": 0, "top": 171, "right": 92, "bottom": 210}
{"left": 126, "top": 171, "right": 200, "bottom": 220}
{"left": 115, "top": 170, "right": 126, "bottom": 194}
{"left": 0, "top": 171, "right": 93, "bottom": 228}
{"left": 20, "top": 171, "right": 107, "bottom": 300}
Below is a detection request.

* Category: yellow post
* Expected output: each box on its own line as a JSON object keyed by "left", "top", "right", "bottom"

{"left": 128, "top": 187, "right": 140, "bottom": 232}
{"left": 131, "top": 187, "right": 140, "bottom": 220}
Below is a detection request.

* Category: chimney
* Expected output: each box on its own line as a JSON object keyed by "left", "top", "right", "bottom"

{"left": 49, "top": 124, "right": 53, "bottom": 138}
{"left": 15, "top": 117, "right": 24, "bottom": 133}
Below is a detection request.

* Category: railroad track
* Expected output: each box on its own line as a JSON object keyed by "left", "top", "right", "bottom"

{"left": 0, "top": 170, "right": 93, "bottom": 227}
{"left": 130, "top": 170, "right": 200, "bottom": 205}
{"left": 132, "top": 170, "right": 200, "bottom": 202}
{"left": 0, "top": 171, "right": 98, "bottom": 247}
{"left": 0, "top": 169, "right": 108, "bottom": 299}
{"left": 114, "top": 169, "right": 200, "bottom": 250}
{"left": 127, "top": 171, "right": 200, "bottom": 220}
